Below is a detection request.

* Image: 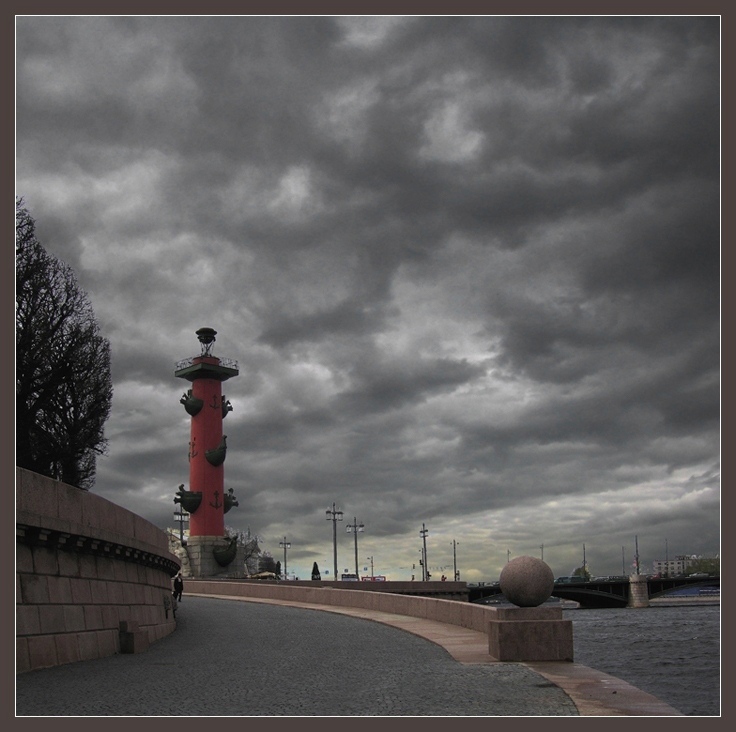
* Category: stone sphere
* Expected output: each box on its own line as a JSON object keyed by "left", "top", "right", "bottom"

{"left": 499, "top": 555, "right": 554, "bottom": 607}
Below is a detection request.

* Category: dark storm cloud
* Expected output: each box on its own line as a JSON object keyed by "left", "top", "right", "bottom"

{"left": 15, "top": 15, "right": 719, "bottom": 580}
{"left": 334, "top": 356, "right": 487, "bottom": 416}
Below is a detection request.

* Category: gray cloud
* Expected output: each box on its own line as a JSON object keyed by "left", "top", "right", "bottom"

{"left": 16, "top": 15, "right": 719, "bottom": 581}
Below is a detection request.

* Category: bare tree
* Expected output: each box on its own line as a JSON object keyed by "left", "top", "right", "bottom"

{"left": 16, "top": 198, "right": 113, "bottom": 490}
{"left": 225, "top": 526, "right": 264, "bottom": 576}
{"left": 686, "top": 556, "right": 719, "bottom": 575}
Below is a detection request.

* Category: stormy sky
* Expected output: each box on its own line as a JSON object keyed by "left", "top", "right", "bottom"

{"left": 15, "top": 15, "right": 720, "bottom": 582}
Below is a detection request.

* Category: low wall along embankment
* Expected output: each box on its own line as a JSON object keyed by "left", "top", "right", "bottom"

{"left": 187, "top": 578, "right": 493, "bottom": 631}
{"left": 16, "top": 468, "right": 182, "bottom": 674}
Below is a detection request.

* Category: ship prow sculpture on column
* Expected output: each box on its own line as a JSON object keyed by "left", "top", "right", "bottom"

{"left": 489, "top": 555, "right": 574, "bottom": 662}
{"left": 174, "top": 328, "right": 241, "bottom": 578}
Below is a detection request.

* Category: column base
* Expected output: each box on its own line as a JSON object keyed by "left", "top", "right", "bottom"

{"left": 186, "top": 536, "right": 247, "bottom": 578}
{"left": 627, "top": 574, "right": 650, "bottom": 608}
{"left": 488, "top": 606, "right": 574, "bottom": 661}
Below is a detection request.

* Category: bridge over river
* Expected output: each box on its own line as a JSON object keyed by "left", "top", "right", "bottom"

{"left": 250, "top": 574, "right": 718, "bottom": 609}
{"left": 467, "top": 575, "right": 720, "bottom": 608}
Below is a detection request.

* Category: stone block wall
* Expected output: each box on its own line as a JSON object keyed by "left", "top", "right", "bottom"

{"left": 16, "top": 468, "right": 181, "bottom": 674}
{"left": 185, "top": 579, "right": 500, "bottom": 634}
{"left": 627, "top": 574, "right": 651, "bottom": 608}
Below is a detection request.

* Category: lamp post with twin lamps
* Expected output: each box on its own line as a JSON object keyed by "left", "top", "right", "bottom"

{"left": 346, "top": 517, "right": 365, "bottom": 578}
{"left": 279, "top": 537, "right": 291, "bottom": 580}
{"left": 326, "top": 503, "right": 343, "bottom": 578}
{"left": 420, "top": 523, "right": 429, "bottom": 581}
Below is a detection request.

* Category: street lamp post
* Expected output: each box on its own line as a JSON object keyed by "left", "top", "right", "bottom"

{"left": 279, "top": 536, "right": 291, "bottom": 580}
{"left": 346, "top": 517, "right": 364, "bottom": 578}
{"left": 326, "top": 503, "right": 343, "bottom": 579}
{"left": 174, "top": 509, "right": 189, "bottom": 545}
{"left": 420, "top": 523, "right": 429, "bottom": 581}
{"left": 452, "top": 540, "right": 459, "bottom": 581}
{"left": 634, "top": 535, "right": 640, "bottom": 575}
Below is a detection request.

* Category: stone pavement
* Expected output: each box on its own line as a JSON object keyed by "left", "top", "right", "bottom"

{"left": 15, "top": 594, "right": 683, "bottom": 717}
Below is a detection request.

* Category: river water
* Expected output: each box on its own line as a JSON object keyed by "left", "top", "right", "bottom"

{"left": 564, "top": 603, "right": 720, "bottom": 716}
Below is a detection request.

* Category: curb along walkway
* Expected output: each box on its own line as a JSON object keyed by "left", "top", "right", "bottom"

{"left": 15, "top": 593, "right": 683, "bottom": 717}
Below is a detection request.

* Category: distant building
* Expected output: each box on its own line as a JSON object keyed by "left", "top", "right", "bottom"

{"left": 652, "top": 554, "right": 699, "bottom": 576}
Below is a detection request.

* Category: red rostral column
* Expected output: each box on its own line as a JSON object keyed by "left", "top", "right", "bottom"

{"left": 175, "top": 328, "right": 238, "bottom": 538}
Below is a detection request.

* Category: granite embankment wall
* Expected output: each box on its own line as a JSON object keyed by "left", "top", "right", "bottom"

{"left": 187, "top": 578, "right": 494, "bottom": 630}
{"left": 16, "top": 468, "right": 181, "bottom": 674}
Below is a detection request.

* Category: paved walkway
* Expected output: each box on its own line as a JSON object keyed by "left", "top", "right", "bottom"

{"left": 15, "top": 594, "right": 683, "bottom": 717}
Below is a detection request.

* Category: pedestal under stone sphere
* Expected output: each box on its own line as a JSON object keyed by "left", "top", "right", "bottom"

{"left": 499, "top": 555, "right": 554, "bottom": 607}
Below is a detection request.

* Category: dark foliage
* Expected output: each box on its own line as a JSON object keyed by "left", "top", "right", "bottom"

{"left": 258, "top": 554, "right": 278, "bottom": 574}
{"left": 16, "top": 198, "right": 113, "bottom": 490}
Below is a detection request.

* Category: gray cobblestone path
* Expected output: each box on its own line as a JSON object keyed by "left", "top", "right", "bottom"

{"left": 16, "top": 596, "right": 579, "bottom": 716}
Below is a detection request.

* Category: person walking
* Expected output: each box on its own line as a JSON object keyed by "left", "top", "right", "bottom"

{"left": 173, "top": 573, "right": 184, "bottom": 602}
